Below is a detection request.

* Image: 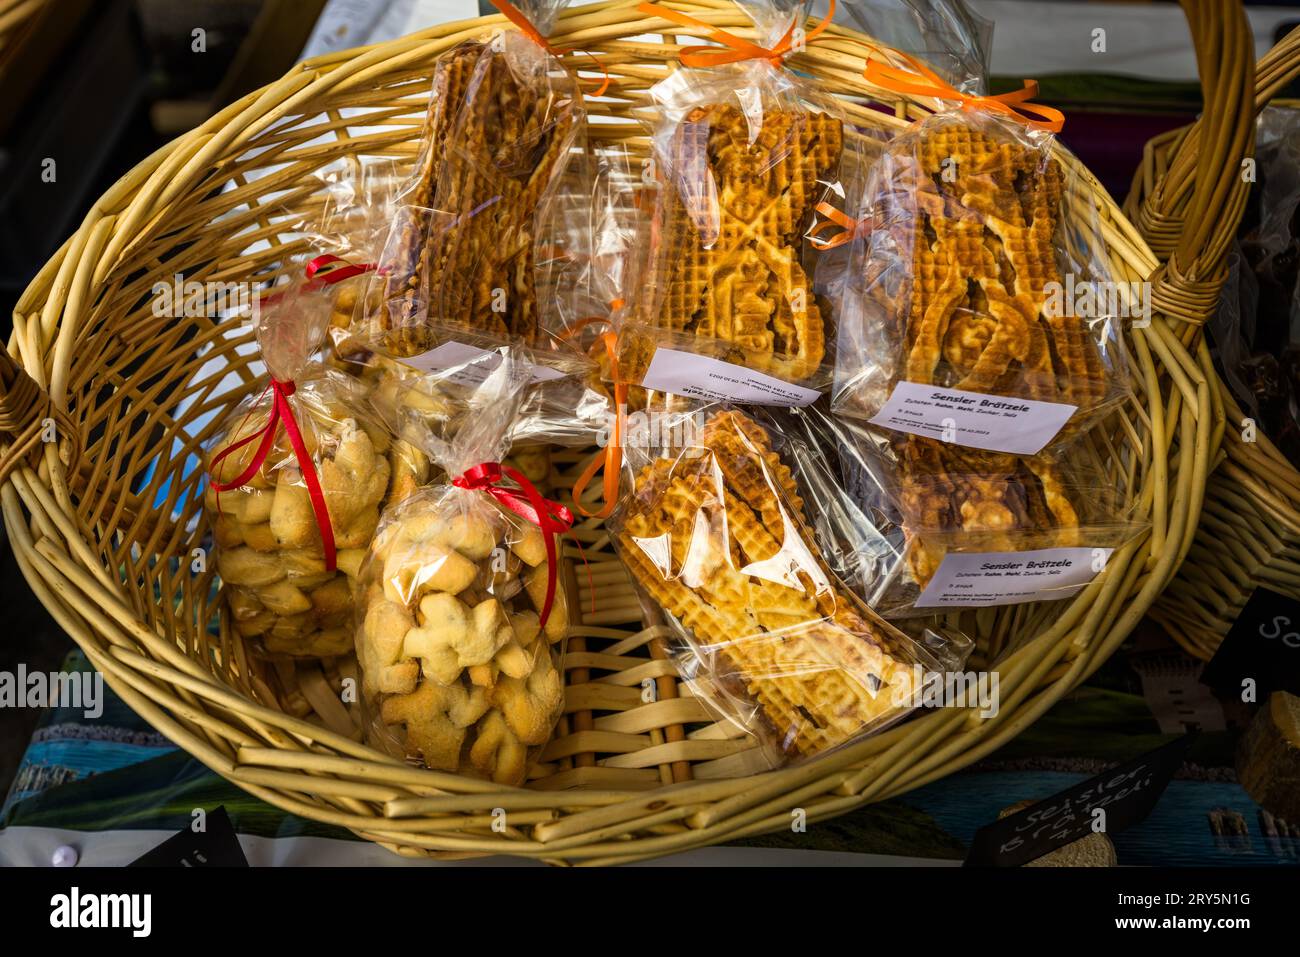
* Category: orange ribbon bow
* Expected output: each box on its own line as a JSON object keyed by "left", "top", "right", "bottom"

{"left": 570, "top": 329, "right": 626, "bottom": 520}
{"left": 551, "top": 308, "right": 627, "bottom": 521}
{"left": 491, "top": 0, "right": 610, "bottom": 97}
{"left": 636, "top": 0, "right": 835, "bottom": 68}
{"left": 808, "top": 200, "right": 867, "bottom": 250}
{"left": 863, "top": 50, "right": 1064, "bottom": 132}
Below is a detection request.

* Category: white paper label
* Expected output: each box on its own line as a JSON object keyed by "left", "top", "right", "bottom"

{"left": 915, "top": 546, "right": 1113, "bottom": 608}
{"left": 641, "top": 348, "right": 821, "bottom": 406}
{"left": 870, "top": 381, "right": 1076, "bottom": 455}
{"left": 401, "top": 341, "right": 565, "bottom": 387}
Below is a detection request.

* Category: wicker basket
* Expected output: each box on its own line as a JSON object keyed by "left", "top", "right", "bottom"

{"left": 0, "top": 0, "right": 44, "bottom": 58}
{"left": 1, "top": 0, "right": 1218, "bottom": 863}
{"left": 1130, "top": 17, "right": 1300, "bottom": 661}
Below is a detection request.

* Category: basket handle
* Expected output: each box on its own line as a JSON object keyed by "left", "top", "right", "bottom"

{"left": 1131, "top": 0, "right": 1255, "bottom": 325}
{"left": 1255, "top": 23, "right": 1300, "bottom": 106}
{"left": 0, "top": 346, "right": 78, "bottom": 486}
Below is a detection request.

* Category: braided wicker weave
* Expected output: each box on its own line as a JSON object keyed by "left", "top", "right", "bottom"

{"left": 0, "top": 0, "right": 44, "bottom": 58}
{"left": 1, "top": 0, "right": 1217, "bottom": 863}
{"left": 1130, "top": 11, "right": 1299, "bottom": 661}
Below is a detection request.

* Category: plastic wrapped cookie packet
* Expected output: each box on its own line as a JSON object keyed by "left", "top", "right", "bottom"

{"left": 615, "top": 0, "right": 857, "bottom": 405}
{"left": 353, "top": 348, "right": 576, "bottom": 786}
{"left": 282, "top": 157, "right": 407, "bottom": 372}
{"left": 611, "top": 401, "right": 953, "bottom": 767}
{"left": 829, "top": 418, "right": 1148, "bottom": 618}
{"left": 360, "top": 0, "right": 599, "bottom": 371}
{"left": 832, "top": 48, "right": 1132, "bottom": 451}
{"left": 203, "top": 281, "right": 429, "bottom": 659}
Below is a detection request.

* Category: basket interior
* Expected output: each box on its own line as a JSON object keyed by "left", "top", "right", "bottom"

{"left": 8, "top": 1, "right": 1192, "bottom": 856}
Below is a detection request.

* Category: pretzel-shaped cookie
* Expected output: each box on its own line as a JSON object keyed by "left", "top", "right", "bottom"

{"left": 357, "top": 487, "right": 569, "bottom": 785}
{"left": 901, "top": 127, "right": 1105, "bottom": 408}
{"left": 899, "top": 438, "right": 1082, "bottom": 585}
{"left": 650, "top": 105, "right": 842, "bottom": 382}
{"left": 617, "top": 410, "right": 916, "bottom": 758}
{"left": 210, "top": 402, "right": 424, "bottom": 659}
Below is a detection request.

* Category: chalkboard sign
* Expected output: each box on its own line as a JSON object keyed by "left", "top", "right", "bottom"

{"left": 964, "top": 735, "right": 1191, "bottom": 867}
{"left": 129, "top": 806, "right": 249, "bottom": 868}
{"left": 1201, "top": 587, "right": 1300, "bottom": 698}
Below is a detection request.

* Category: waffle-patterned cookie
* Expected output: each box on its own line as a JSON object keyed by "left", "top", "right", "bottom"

{"left": 617, "top": 410, "right": 916, "bottom": 758}
{"left": 899, "top": 437, "right": 1082, "bottom": 584}
{"left": 382, "top": 39, "right": 577, "bottom": 355}
{"left": 647, "top": 105, "right": 842, "bottom": 382}
{"left": 901, "top": 127, "right": 1107, "bottom": 409}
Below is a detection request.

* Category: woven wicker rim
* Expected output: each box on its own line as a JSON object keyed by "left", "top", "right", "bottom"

{"left": 1, "top": 0, "right": 1215, "bottom": 863}
{"left": 0, "top": 0, "right": 44, "bottom": 56}
{"left": 1132, "top": 7, "right": 1300, "bottom": 660}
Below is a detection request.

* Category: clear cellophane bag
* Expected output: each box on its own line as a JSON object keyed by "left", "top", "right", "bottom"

{"left": 204, "top": 282, "right": 430, "bottom": 658}
{"left": 359, "top": 0, "right": 596, "bottom": 374}
{"left": 824, "top": 412, "right": 1147, "bottom": 617}
{"left": 615, "top": 0, "right": 861, "bottom": 402}
{"left": 354, "top": 348, "right": 572, "bottom": 785}
{"left": 609, "top": 395, "right": 946, "bottom": 767}
{"left": 294, "top": 158, "right": 405, "bottom": 370}
{"left": 830, "top": 105, "right": 1132, "bottom": 440}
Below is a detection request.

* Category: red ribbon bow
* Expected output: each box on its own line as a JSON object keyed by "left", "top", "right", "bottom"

{"left": 208, "top": 255, "right": 379, "bottom": 568}
{"left": 256, "top": 255, "right": 377, "bottom": 308}
{"left": 453, "top": 461, "right": 574, "bottom": 628}
{"left": 305, "top": 253, "right": 377, "bottom": 286}
{"left": 209, "top": 379, "right": 337, "bottom": 572}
